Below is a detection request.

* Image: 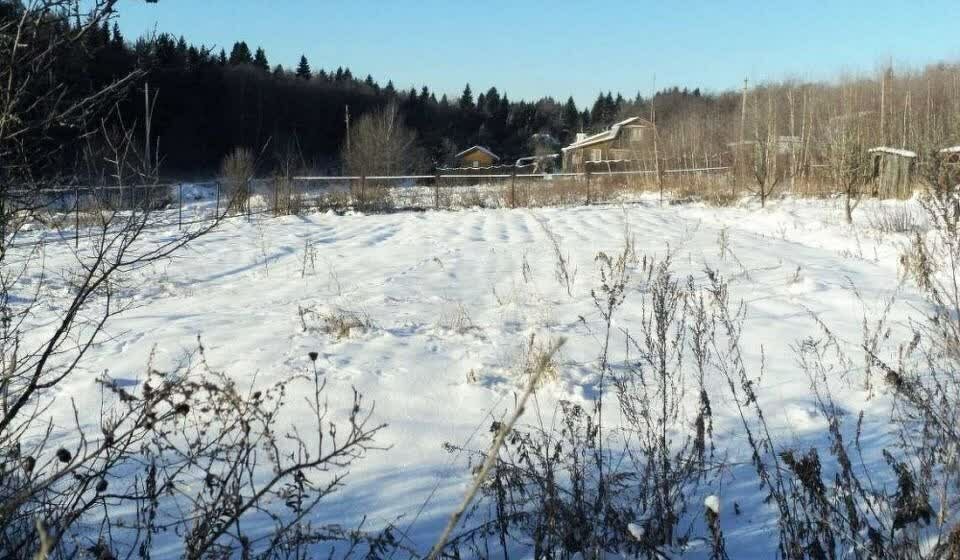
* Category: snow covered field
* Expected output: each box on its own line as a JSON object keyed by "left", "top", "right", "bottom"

{"left": 18, "top": 194, "right": 930, "bottom": 556}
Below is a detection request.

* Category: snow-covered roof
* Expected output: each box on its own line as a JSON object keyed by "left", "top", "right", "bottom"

{"left": 868, "top": 146, "right": 917, "bottom": 158}
{"left": 940, "top": 146, "right": 960, "bottom": 154}
{"left": 515, "top": 154, "right": 559, "bottom": 165}
{"left": 562, "top": 117, "right": 648, "bottom": 152}
{"left": 455, "top": 145, "right": 500, "bottom": 161}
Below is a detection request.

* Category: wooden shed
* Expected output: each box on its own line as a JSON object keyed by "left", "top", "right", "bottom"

{"left": 868, "top": 147, "right": 916, "bottom": 198}
{"left": 455, "top": 146, "right": 500, "bottom": 168}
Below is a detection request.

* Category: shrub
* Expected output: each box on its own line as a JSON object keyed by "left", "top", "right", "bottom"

{"left": 221, "top": 147, "right": 255, "bottom": 212}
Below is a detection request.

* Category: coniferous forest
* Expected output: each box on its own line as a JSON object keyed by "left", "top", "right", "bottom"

{"left": 25, "top": 8, "right": 960, "bottom": 180}
{"left": 60, "top": 22, "right": 719, "bottom": 176}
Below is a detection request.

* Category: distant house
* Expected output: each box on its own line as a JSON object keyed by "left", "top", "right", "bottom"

{"left": 455, "top": 146, "right": 500, "bottom": 168}
{"left": 868, "top": 146, "right": 916, "bottom": 198}
{"left": 561, "top": 117, "right": 654, "bottom": 172}
{"left": 941, "top": 145, "right": 960, "bottom": 165}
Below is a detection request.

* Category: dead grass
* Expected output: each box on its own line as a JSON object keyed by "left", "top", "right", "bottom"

{"left": 437, "top": 302, "right": 481, "bottom": 335}
{"left": 298, "top": 304, "right": 374, "bottom": 339}
{"left": 514, "top": 333, "right": 563, "bottom": 388}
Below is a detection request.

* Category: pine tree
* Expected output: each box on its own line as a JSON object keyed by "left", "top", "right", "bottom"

{"left": 272, "top": 64, "right": 284, "bottom": 77}
{"left": 217, "top": 49, "right": 227, "bottom": 66}
{"left": 228, "top": 41, "right": 252, "bottom": 65}
{"left": 384, "top": 80, "right": 396, "bottom": 97}
{"left": 295, "top": 55, "right": 311, "bottom": 79}
{"left": 459, "top": 83, "right": 474, "bottom": 111}
{"left": 253, "top": 47, "right": 269, "bottom": 71}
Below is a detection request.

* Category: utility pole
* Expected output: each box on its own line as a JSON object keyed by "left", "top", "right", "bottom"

{"left": 737, "top": 77, "right": 748, "bottom": 180}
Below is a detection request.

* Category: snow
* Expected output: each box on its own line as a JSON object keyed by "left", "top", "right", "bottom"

{"left": 13, "top": 194, "right": 929, "bottom": 557}
{"left": 941, "top": 146, "right": 960, "bottom": 154}
{"left": 868, "top": 146, "right": 917, "bottom": 158}
{"left": 704, "top": 495, "right": 720, "bottom": 515}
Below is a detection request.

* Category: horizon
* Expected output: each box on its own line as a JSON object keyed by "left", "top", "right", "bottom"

{"left": 112, "top": 0, "right": 960, "bottom": 107}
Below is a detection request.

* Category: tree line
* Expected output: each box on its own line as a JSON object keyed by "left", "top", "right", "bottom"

{"left": 46, "top": 16, "right": 726, "bottom": 177}
{"left": 8, "top": 4, "right": 960, "bottom": 183}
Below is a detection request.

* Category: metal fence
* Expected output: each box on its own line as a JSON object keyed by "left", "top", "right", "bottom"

{"left": 4, "top": 166, "right": 734, "bottom": 249}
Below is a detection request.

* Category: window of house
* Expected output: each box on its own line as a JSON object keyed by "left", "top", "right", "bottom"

{"left": 629, "top": 127, "right": 644, "bottom": 141}
{"left": 590, "top": 149, "right": 603, "bottom": 163}
{"left": 472, "top": 160, "right": 480, "bottom": 168}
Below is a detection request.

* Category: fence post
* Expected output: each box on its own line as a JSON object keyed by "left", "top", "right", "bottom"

{"left": 178, "top": 183, "right": 183, "bottom": 230}
{"left": 511, "top": 169, "right": 517, "bottom": 209}
{"left": 74, "top": 184, "right": 80, "bottom": 247}
{"left": 586, "top": 171, "right": 591, "bottom": 206}
{"left": 434, "top": 172, "right": 441, "bottom": 210}
{"left": 215, "top": 181, "right": 221, "bottom": 217}
{"left": 360, "top": 175, "right": 366, "bottom": 209}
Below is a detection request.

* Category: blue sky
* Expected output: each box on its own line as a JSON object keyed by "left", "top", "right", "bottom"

{"left": 113, "top": 0, "right": 959, "bottom": 106}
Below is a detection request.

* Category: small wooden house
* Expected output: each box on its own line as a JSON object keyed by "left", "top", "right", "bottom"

{"left": 868, "top": 146, "right": 916, "bottom": 198}
{"left": 455, "top": 146, "right": 500, "bottom": 168}
{"left": 561, "top": 117, "right": 654, "bottom": 172}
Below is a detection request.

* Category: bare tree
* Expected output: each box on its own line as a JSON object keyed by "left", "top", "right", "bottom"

{"left": 341, "top": 102, "right": 423, "bottom": 177}
{"left": 0, "top": 3, "right": 395, "bottom": 559}
{"left": 747, "top": 90, "right": 785, "bottom": 208}
{"left": 825, "top": 108, "right": 872, "bottom": 223}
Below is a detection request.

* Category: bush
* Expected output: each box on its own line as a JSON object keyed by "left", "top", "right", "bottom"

{"left": 221, "top": 147, "right": 256, "bottom": 212}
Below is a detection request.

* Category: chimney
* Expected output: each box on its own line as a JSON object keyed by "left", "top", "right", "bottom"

{"left": 575, "top": 132, "right": 588, "bottom": 143}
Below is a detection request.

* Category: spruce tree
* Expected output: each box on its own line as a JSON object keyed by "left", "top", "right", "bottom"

{"left": 590, "top": 92, "right": 605, "bottom": 125}
{"left": 562, "top": 97, "right": 579, "bottom": 133}
{"left": 110, "top": 22, "right": 124, "bottom": 48}
{"left": 253, "top": 47, "right": 269, "bottom": 71}
{"left": 295, "top": 55, "right": 311, "bottom": 79}
{"left": 228, "top": 41, "right": 252, "bottom": 65}
{"left": 459, "top": 83, "right": 474, "bottom": 111}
